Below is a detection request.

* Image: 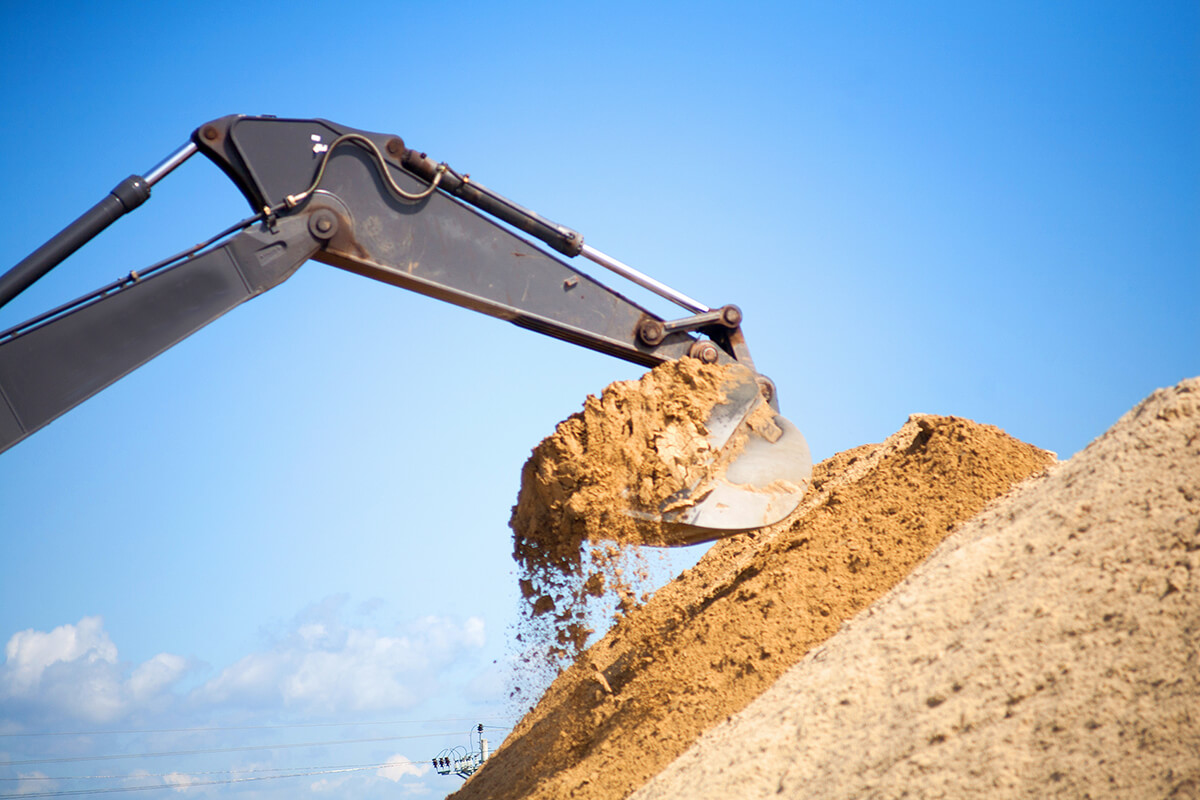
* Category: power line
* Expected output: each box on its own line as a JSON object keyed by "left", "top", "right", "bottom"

{"left": 0, "top": 758, "right": 431, "bottom": 799}
{"left": 0, "top": 761, "right": 393, "bottom": 781}
{"left": 1, "top": 732, "right": 455, "bottom": 767}
{"left": 0, "top": 715, "right": 513, "bottom": 739}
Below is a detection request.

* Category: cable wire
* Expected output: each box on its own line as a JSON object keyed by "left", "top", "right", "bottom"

{"left": 0, "top": 758, "right": 430, "bottom": 799}
{"left": 0, "top": 760, "right": 395, "bottom": 782}
{"left": 1, "top": 732, "right": 454, "bottom": 767}
{"left": 0, "top": 715, "right": 512, "bottom": 739}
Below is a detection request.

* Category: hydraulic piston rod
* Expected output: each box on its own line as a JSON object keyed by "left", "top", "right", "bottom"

{"left": 579, "top": 244, "right": 710, "bottom": 314}
{"left": 0, "top": 142, "right": 198, "bottom": 309}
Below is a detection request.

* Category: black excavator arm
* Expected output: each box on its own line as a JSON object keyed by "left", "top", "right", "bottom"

{"left": 0, "top": 115, "right": 759, "bottom": 455}
{"left": 0, "top": 115, "right": 818, "bottom": 540}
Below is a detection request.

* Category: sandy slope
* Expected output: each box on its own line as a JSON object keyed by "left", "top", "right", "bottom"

{"left": 633, "top": 377, "right": 1200, "bottom": 799}
{"left": 454, "top": 413, "right": 1053, "bottom": 800}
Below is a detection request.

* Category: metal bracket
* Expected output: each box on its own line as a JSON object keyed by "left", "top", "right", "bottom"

{"left": 637, "top": 304, "right": 743, "bottom": 347}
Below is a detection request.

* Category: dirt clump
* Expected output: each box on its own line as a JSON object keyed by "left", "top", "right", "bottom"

{"left": 456, "top": 413, "right": 1053, "bottom": 800}
{"left": 509, "top": 359, "right": 756, "bottom": 667}
{"left": 634, "top": 377, "right": 1200, "bottom": 799}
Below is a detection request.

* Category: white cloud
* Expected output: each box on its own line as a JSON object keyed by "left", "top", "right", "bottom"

{"left": 162, "top": 772, "right": 198, "bottom": 793}
{"left": 3, "top": 617, "right": 116, "bottom": 693}
{"left": 0, "top": 617, "right": 190, "bottom": 725}
{"left": 377, "top": 753, "right": 431, "bottom": 782}
{"left": 310, "top": 775, "right": 350, "bottom": 793}
{"left": 1, "top": 604, "right": 488, "bottom": 727}
{"left": 191, "top": 651, "right": 289, "bottom": 709}
{"left": 193, "top": 610, "right": 487, "bottom": 715}
{"left": 129, "top": 653, "right": 189, "bottom": 702}
{"left": 463, "top": 617, "right": 486, "bottom": 649}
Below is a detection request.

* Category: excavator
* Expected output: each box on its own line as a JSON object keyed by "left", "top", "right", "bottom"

{"left": 0, "top": 115, "right": 810, "bottom": 542}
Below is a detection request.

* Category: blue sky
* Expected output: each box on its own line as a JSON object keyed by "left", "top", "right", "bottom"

{"left": 1, "top": 2, "right": 1196, "bottom": 798}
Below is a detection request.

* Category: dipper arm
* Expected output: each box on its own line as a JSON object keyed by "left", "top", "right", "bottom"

{"left": 193, "top": 115, "right": 753, "bottom": 369}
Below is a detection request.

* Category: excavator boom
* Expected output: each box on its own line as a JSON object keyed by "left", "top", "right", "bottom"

{"left": 0, "top": 115, "right": 811, "bottom": 539}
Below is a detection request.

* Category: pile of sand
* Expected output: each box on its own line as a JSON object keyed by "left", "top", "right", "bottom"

{"left": 458, "top": 407, "right": 1055, "bottom": 799}
{"left": 510, "top": 359, "right": 768, "bottom": 665}
{"left": 634, "top": 376, "right": 1200, "bottom": 799}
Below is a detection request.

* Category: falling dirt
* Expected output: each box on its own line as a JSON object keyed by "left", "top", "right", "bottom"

{"left": 459, "top": 410, "right": 1055, "bottom": 800}
{"left": 509, "top": 359, "right": 758, "bottom": 667}
{"left": 634, "top": 377, "right": 1200, "bottom": 799}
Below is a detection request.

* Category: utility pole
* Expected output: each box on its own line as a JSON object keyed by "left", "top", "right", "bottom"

{"left": 432, "top": 723, "right": 490, "bottom": 780}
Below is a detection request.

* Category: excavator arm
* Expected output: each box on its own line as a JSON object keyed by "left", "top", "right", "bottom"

{"left": 0, "top": 115, "right": 810, "bottom": 538}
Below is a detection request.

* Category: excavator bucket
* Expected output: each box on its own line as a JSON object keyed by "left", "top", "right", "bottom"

{"left": 633, "top": 366, "right": 813, "bottom": 546}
